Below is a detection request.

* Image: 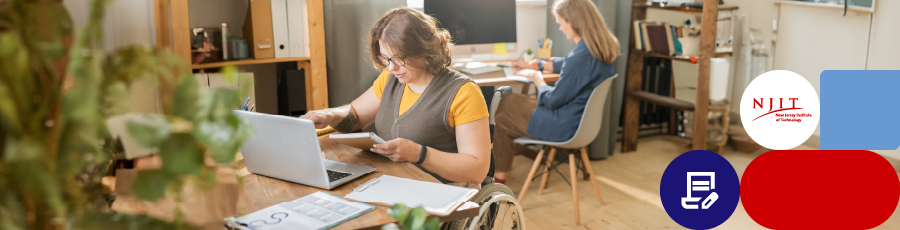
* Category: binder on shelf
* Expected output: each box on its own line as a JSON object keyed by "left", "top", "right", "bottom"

{"left": 270, "top": 0, "right": 291, "bottom": 58}
{"left": 243, "top": 0, "right": 275, "bottom": 59}
{"left": 287, "top": 0, "right": 310, "bottom": 57}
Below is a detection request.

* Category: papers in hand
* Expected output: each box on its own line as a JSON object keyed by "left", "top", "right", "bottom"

{"left": 328, "top": 132, "right": 386, "bottom": 150}
{"left": 225, "top": 192, "right": 374, "bottom": 230}
{"left": 345, "top": 175, "right": 478, "bottom": 216}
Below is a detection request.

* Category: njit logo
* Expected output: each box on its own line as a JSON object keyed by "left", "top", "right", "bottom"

{"left": 750, "top": 97, "right": 812, "bottom": 123}
{"left": 740, "top": 70, "right": 820, "bottom": 150}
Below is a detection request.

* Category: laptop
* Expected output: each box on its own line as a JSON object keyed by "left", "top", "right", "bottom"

{"left": 235, "top": 111, "right": 375, "bottom": 190}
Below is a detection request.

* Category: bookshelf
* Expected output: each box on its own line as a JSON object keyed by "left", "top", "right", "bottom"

{"left": 152, "top": 0, "right": 329, "bottom": 111}
{"left": 622, "top": 0, "right": 738, "bottom": 153}
{"left": 191, "top": 57, "right": 311, "bottom": 70}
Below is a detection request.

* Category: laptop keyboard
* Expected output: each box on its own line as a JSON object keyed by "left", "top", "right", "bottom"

{"left": 327, "top": 170, "right": 352, "bottom": 182}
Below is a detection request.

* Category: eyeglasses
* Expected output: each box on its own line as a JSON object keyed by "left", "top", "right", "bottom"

{"left": 378, "top": 55, "right": 406, "bottom": 67}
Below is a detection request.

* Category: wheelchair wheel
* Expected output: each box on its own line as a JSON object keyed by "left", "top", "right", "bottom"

{"left": 448, "top": 183, "right": 525, "bottom": 230}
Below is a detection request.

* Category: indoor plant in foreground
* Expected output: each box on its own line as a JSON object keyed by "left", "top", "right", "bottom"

{"left": 0, "top": 0, "right": 252, "bottom": 229}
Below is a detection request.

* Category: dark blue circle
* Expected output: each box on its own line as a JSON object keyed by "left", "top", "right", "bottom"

{"left": 660, "top": 150, "right": 740, "bottom": 230}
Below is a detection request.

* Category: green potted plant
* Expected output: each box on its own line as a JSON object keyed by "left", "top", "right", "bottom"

{"left": 381, "top": 204, "right": 441, "bottom": 230}
{"left": 0, "top": 0, "right": 252, "bottom": 228}
{"left": 523, "top": 47, "right": 534, "bottom": 62}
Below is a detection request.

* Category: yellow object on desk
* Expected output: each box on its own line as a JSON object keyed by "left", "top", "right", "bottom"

{"left": 537, "top": 48, "right": 552, "bottom": 59}
{"left": 316, "top": 126, "right": 336, "bottom": 136}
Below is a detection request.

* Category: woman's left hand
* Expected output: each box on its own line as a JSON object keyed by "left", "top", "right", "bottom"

{"left": 370, "top": 138, "right": 422, "bottom": 162}
{"left": 515, "top": 69, "right": 543, "bottom": 82}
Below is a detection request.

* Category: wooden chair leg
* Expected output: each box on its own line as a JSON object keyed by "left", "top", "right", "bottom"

{"left": 579, "top": 149, "right": 590, "bottom": 180}
{"left": 538, "top": 148, "right": 557, "bottom": 195}
{"left": 580, "top": 147, "right": 604, "bottom": 205}
{"left": 569, "top": 152, "right": 580, "bottom": 225}
{"left": 518, "top": 147, "right": 546, "bottom": 203}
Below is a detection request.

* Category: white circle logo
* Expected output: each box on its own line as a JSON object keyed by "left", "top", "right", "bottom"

{"left": 740, "top": 70, "right": 820, "bottom": 150}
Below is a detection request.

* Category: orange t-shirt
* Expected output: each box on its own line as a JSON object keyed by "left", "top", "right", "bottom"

{"left": 372, "top": 71, "right": 488, "bottom": 127}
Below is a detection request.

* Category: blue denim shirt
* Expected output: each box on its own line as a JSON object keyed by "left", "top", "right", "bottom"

{"left": 526, "top": 40, "right": 616, "bottom": 142}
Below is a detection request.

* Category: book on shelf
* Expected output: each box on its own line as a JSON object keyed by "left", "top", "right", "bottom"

{"left": 634, "top": 20, "right": 686, "bottom": 57}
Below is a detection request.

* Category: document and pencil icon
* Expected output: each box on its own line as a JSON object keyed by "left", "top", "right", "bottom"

{"left": 681, "top": 172, "right": 718, "bottom": 209}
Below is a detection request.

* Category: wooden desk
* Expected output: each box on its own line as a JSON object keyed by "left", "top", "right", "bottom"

{"left": 463, "top": 70, "right": 560, "bottom": 94}
{"left": 112, "top": 135, "right": 476, "bottom": 230}
{"left": 236, "top": 135, "right": 476, "bottom": 230}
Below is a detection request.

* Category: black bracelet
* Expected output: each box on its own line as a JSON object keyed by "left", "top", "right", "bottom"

{"left": 416, "top": 144, "right": 427, "bottom": 164}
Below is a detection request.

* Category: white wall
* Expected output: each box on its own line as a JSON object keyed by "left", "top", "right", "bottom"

{"left": 866, "top": 0, "right": 900, "bottom": 70}
{"left": 773, "top": 4, "right": 872, "bottom": 138}
{"left": 515, "top": 0, "right": 548, "bottom": 59}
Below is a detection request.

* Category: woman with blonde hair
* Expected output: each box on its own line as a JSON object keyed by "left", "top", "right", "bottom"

{"left": 300, "top": 7, "right": 491, "bottom": 188}
{"left": 495, "top": 0, "right": 620, "bottom": 184}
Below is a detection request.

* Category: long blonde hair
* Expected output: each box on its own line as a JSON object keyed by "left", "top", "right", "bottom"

{"left": 553, "top": 0, "right": 620, "bottom": 63}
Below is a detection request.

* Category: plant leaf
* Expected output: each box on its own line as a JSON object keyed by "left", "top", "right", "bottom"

{"left": 404, "top": 206, "right": 427, "bottom": 230}
{"left": 133, "top": 169, "right": 174, "bottom": 201}
{"left": 2, "top": 136, "right": 45, "bottom": 162}
{"left": 381, "top": 223, "right": 400, "bottom": 230}
{"left": 33, "top": 41, "right": 64, "bottom": 58}
{"left": 388, "top": 204, "right": 410, "bottom": 224}
{"left": 173, "top": 72, "right": 199, "bottom": 121}
{"left": 220, "top": 65, "right": 237, "bottom": 84}
{"left": 126, "top": 114, "right": 170, "bottom": 148}
{"left": 0, "top": 81, "right": 22, "bottom": 134}
{"left": 193, "top": 113, "right": 253, "bottom": 165}
{"left": 158, "top": 134, "right": 203, "bottom": 175}
{"left": 0, "top": 32, "right": 20, "bottom": 58}
{"left": 423, "top": 217, "right": 440, "bottom": 230}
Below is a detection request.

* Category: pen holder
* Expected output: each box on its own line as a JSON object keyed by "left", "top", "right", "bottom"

{"left": 537, "top": 48, "right": 552, "bottom": 59}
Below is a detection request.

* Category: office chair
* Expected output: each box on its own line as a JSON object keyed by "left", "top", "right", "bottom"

{"left": 514, "top": 74, "right": 618, "bottom": 225}
{"left": 446, "top": 86, "right": 526, "bottom": 230}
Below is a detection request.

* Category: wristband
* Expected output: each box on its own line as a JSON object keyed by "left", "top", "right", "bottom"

{"left": 537, "top": 61, "right": 544, "bottom": 72}
{"left": 416, "top": 144, "right": 428, "bottom": 164}
{"left": 531, "top": 61, "right": 539, "bottom": 71}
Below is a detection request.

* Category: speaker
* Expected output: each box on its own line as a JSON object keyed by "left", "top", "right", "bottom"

{"left": 276, "top": 62, "right": 308, "bottom": 116}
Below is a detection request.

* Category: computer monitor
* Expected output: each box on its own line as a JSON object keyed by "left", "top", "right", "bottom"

{"left": 424, "top": 0, "right": 517, "bottom": 60}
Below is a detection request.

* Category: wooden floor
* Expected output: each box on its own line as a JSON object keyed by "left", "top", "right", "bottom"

{"left": 504, "top": 135, "right": 900, "bottom": 229}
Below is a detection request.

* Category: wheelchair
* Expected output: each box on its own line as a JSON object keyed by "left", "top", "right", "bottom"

{"left": 445, "top": 86, "right": 526, "bottom": 230}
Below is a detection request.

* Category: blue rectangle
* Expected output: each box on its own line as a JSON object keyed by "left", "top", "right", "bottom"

{"left": 821, "top": 70, "right": 900, "bottom": 150}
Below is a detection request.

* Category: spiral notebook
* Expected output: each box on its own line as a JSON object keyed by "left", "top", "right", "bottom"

{"left": 344, "top": 175, "right": 478, "bottom": 216}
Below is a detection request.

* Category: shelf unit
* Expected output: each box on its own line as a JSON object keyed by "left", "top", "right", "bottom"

{"left": 622, "top": 1, "right": 738, "bottom": 153}
{"left": 153, "top": 0, "right": 329, "bottom": 111}
{"left": 191, "top": 57, "right": 311, "bottom": 70}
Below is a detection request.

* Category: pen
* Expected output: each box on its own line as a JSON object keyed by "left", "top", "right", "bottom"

{"left": 242, "top": 97, "right": 250, "bottom": 111}
{"left": 536, "top": 38, "right": 541, "bottom": 49}
{"left": 549, "top": 39, "right": 553, "bottom": 50}
{"left": 544, "top": 39, "right": 550, "bottom": 50}
{"left": 248, "top": 104, "right": 255, "bottom": 111}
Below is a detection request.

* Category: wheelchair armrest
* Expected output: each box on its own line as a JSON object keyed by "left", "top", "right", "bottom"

{"left": 489, "top": 86, "right": 513, "bottom": 125}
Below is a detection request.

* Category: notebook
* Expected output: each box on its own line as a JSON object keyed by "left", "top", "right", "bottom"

{"left": 345, "top": 175, "right": 479, "bottom": 216}
{"left": 316, "top": 126, "right": 336, "bottom": 136}
{"left": 329, "top": 132, "right": 386, "bottom": 150}
{"left": 225, "top": 191, "right": 374, "bottom": 230}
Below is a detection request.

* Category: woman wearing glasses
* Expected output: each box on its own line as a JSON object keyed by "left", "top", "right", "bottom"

{"left": 300, "top": 7, "right": 490, "bottom": 188}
